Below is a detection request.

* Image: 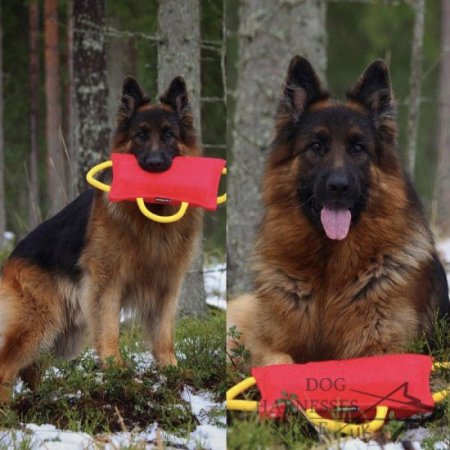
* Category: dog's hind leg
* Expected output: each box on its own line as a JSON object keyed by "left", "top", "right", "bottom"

{"left": 0, "top": 308, "right": 56, "bottom": 401}
{"left": 0, "top": 262, "right": 65, "bottom": 402}
{"left": 19, "top": 362, "right": 42, "bottom": 390}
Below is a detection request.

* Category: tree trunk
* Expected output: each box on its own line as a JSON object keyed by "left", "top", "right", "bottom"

{"left": 73, "top": 0, "right": 110, "bottom": 193}
{"left": 157, "top": 0, "right": 206, "bottom": 316}
{"left": 106, "top": 18, "right": 137, "bottom": 128}
{"left": 406, "top": 0, "right": 425, "bottom": 177}
{"left": 227, "top": 0, "right": 328, "bottom": 296}
{"left": 45, "top": 0, "right": 66, "bottom": 216}
{"left": 64, "top": 0, "right": 76, "bottom": 200}
{"left": 28, "top": 0, "right": 40, "bottom": 227}
{"left": 433, "top": 0, "right": 450, "bottom": 237}
{"left": 0, "top": 2, "right": 5, "bottom": 247}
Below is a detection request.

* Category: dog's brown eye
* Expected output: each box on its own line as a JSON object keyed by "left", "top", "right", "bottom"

{"left": 310, "top": 141, "right": 324, "bottom": 152}
{"left": 135, "top": 130, "right": 149, "bottom": 141}
{"left": 350, "top": 143, "right": 364, "bottom": 154}
{"left": 162, "top": 130, "right": 174, "bottom": 140}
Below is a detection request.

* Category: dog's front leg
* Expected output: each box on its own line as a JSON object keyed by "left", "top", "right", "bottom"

{"left": 81, "top": 279, "right": 123, "bottom": 367}
{"left": 143, "top": 285, "right": 181, "bottom": 367}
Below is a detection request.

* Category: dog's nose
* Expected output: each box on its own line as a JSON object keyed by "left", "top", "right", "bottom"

{"left": 145, "top": 153, "right": 164, "bottom": 170}
{"left": 326, "top": 172, "right": 351, "bottom": 195}
{"left": 142, "top": 153, "right": 169, "bottom": 172}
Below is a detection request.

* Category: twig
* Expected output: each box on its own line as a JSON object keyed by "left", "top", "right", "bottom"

{"left": 114, "top": 405, "right": 127, "bottom": 432}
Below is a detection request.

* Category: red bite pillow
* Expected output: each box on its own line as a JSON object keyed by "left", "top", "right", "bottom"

{"left": 108, "top": 153, "right": 226, "bottom": 211}
{"left": 252, "top": 354, "right": 435, "bottom": 420}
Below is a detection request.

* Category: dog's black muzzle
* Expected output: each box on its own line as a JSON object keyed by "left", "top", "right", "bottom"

{"left": 316, "top": 169, "right": 361, "bottom": 210}
{"left": 137, "top": 151, "right": 173, "bottom": 173}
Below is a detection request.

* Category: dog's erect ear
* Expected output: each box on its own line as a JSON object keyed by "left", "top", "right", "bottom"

{"left": 159, "top": 76, "right": 190, "bottom": 116}
{"left": 279, "top": 55, "right": 328, "bottom": 120}
{"left": 347, "top": 60, "right": 393, "bottom": 117}
{"left": 118, "top": 76, "right": 150, "bottom": 120}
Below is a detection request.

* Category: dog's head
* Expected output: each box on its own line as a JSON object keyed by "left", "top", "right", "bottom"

{"left": 113, "top": 76, "right": 199, "bottom": 172}
{"left": 268, "top": 55, "right": 399, "bottom": 240}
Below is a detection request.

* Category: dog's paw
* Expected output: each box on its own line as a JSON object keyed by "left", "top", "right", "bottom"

{"left": 99, "top": 352, "right": 125, "bottom": 369}
{"left": 0, "top": 383, "right": 13, "bottom": 404}
{"left": 155, "top": 351, "right": 178, "bottom": 368}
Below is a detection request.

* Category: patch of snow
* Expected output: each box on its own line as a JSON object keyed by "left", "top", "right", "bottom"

{"left": 180, "top": 386, "right": 226, "bottom": 449}
{"left": 1, "top": 414, "right": 227, "bottom": 450}
{"left": 336, "top": 439, "right": 419, "bottom": 450}
{"left": 204, "top": 263, "right": 226, "bottom": 310}
{"left": 403, "top": 426, "right": 432, "bottom": 442}
{"left": 333, "top": 431, "right": 450, "bottom": 450}
{"left": 437, "top": 238, "right": 450, "bottom": 289}
{"left": 181, "top": 386, "right": 225, "bottom": 425}
{"left": 403, "top": 427, "right": 449, "bottom": 450}
{"left": 189, "top": 424, "right": 226, "bottom": 450}
{"left": 336, "top": 439, "right": 372, "bottom": 450}
{"left": 3, "top": 231, "right": 14, "bottom": 242}
{"left": 0, "top": 424, "right": 95, "bottom": 450}
{"left": 435, "top": 443, "right": 449, "bottom": 450}
{"left": 437, "top": 239, "right": 450, "bottom": 264}
{"left": 102, "top": 423, "right": 158, "bottom": 449}
{"left": 129, "top": 350, "right": 154, "bottom": 373}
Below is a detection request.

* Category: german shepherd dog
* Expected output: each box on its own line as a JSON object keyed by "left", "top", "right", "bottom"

{"left": 0, "top": 76, "right": 202, "bottom": 401}
{"left": 228, "top": 56, "right": 449, "bottom": 367}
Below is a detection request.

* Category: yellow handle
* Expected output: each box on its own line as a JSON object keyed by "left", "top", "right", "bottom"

{"left": 432, "top": 362, "right": 450, "bottom": 403}
{"left": 217, "top": 167, "right": 227, "bottom": 205}
{"left": 86, "top": 160, "right": 112, "bottom": 192}
{"left": 226, "top": 377, "right": 258, "bottom": 411}
{"left": 136, "top": 198, "right": 189, "bottom": 223}
{"left": 305, "top": 406, "right": 388, "bottom": 436}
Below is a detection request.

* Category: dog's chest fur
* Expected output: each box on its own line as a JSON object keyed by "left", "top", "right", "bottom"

{"left": 80, "top": 193, "right": 202, "bottom": 298}
{"left": 254, "top": 230, "right": 434, "bottom": 362}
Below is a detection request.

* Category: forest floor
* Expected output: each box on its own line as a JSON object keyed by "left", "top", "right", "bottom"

{"left": 0, "top": 263, "right": 226, "bottom": 450}
{"left": 227, "top": 240, "right": 450, "bottom": 450}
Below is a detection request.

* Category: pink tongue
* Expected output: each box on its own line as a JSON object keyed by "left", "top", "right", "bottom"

{"left": 320, "top": 208, "right": 352, "bottom": 240}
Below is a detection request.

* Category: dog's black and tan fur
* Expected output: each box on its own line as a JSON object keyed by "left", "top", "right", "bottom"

{"left": 0, "top": 76, "right": 202, "bottom": 401}
{"left": 228, "top": 56, "right": 449, "bottom": 367}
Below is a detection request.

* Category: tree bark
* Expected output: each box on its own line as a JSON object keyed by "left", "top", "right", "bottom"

{"left": 227, "top": 0, "right": 328, "bottom": 296}
{"left": 106, "top": 18, "right": 137, "bottom": 127}
{"left": 406, "top": 0, "right": 425, "bottom": 177}
{"left": 433, "top": 0, "right": 450, "bottom": 237}
{"left": 64, "top": 0, "right": 76, "bottom": 200}
{"left": 45, "top": 0, "right": 66, "bottom": 216}
{"left": 0, "top": 2, "right": 5, "bottom": 246}
{"left": 73, "top": 0, "right": 110, "bottom": 193}
{"left": 28, "top": 0, "right": 40, "bottom": 227}
{"left": 157, "top": 0, "right": 206, "bottom": 316}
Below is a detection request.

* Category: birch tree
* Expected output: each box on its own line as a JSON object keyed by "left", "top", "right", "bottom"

{"left": 227, "top": 0, "right": 328, "bottom": 296}
{"left": 157, "top": 0, "right": 206, "bottom": 316}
